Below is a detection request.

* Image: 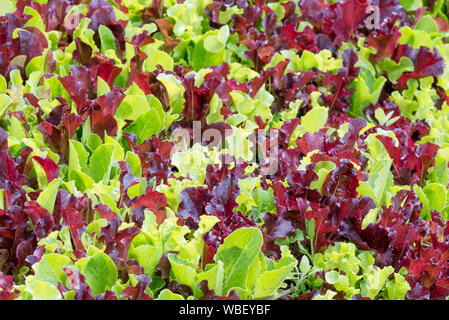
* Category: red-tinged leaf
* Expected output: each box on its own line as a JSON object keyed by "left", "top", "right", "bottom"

{"left": 417, "top": 142, "right": 439, "bottom": 181}
{"left": 15, "top": 146, "right": 33, "bottom": 176}
{"left": 205, "top": 174, "right": 241, "bottom": 219}
{"left": 91, "top": 91, "right": 124, "bottom": 139}
{"left": 24, "top": 245, "right": 44, "bottom": 266}
{"left": 329, "top": 0, "right": 370, "bottom": 44}
{"left": 95, "top": 290, "right": 118, "bottom": 300}
{"left": 62, "top": 208, "right": 86, "bottom": 252}
{"left": 406, "top": 283, "right": 430, "bottom": 300}
{"left": 198, "top": 280, "right": 239, "bottom": 300}
{"left": 370, "top": 0, "right": 410, "bottom": 25}
{"left": 263, "top": 212, "right": 295, "bottom": 241}
{"left": 59, "top": 65, "right": 96, "bottom": 114}
{"left": 377, "top": 131, "right": 438, "bottom": 186}
{"left": 154, "top": 18, "right": 180, "bottom": 52}
{"left": 299, "top": 0, "right": 327, "bottom": 29}
{"left": 339, "top": 216, "right": 391, "bottom": 253}
{"left": 127, "top": 65, "right": 153, "bottom": 95}
{"left": 367, "top": 27, "right": 401, "bottom": 65}
{"left": 286, "top": 167, "right": 319, "bottom": 200}
{"left": 126, "top": 259, "right": 144, "bottom": 276}
{"left": 322, "top": 160, "right": 361, "bottom": 198}
{"left": 0, "top": 128, "right": 18, "bottom": 184}
{"left": 156, "top": 251, "right": 177, "bottom": 281}
{"left": 0, "top": 275, "right": 18, "bottom": 300}
{"left": 272, "top": 182, "right": 288, "bottom": 214}
{"left": 120, "top": 274, "right": 152, "bottom": 300}
{"left": 134, "top": 189, "right": 167, "bottom": 211}
{"left": 99, "top": 215, "right": 121, "bottom": 244}
{"left": 53, "top": 190, "right": 76, "bottom": 227}
{"left": 305, "top": 205, "right": 336, "bottom": 247}
{"left": 15, "top": 240, "right": 33, "bottom": 267}
{"left": 95, "top": 204, "right": 118, "bottom": 222}
{"left": 73, "top": 38, "right": 93, "bottom": 65}
{"left": 100, "top": 216, "right": 140, "bottom": 265}
{"left": 63, "top": 113, "right": 84, "bottom": 140}
{"left": 144, "top": 0, "right": 164, "bottom": 19}
{"left": 131, "top": 188, "right": 167, "bottom": 226}
{"left": 87, "top": 0, "right": 127, "bottom": 53}
{"left": 181, "top": 73, "right": 220, "bottom": 123}
{"left": 167, "top": 281, "right": 193, "bottom": 299}
{"left": 296, "top": 131, "right": 325, "bottom": 155}
{"left": 397, "top": 46, "right": 445, "bottom": 88}
{"left": 23, "top": 201, "right": 55, "bottom": 241}
{"left": 204, "top": 210, "right": 257, "bottom": 260}
{"left": 118, "top": 161, "right": 141, "bottom": 205}
{"left": 178, "top": 187, "right": 211, "bottom": 226}
{"left": 97, "top": 63, "right": 122, "bottom": 88}
{"left": 434, "top": 17, "right": 449, "bottom": 31}
{"left": 279, "top": 119, "right": 300, "bottom": 149}
{"left": 271, "top": 71, "right": 315, "bottom": 114}
{"left": 32, "top": 156, "right": 60, "bottom": 183}
{"left": 124, "top": 134, "right": 174, "bottom": 184}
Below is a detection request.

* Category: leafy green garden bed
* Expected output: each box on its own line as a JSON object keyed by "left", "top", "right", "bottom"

{"left": 0, "top": 0, "right": 449, "bottom": 300}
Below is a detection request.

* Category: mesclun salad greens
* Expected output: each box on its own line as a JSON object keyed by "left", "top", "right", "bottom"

{"left": 0, "top": 0, "right": 449, "bottom": 300}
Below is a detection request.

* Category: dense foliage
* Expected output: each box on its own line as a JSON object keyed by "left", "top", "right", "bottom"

{"left": 0, "top": 0, "right": 449, "bottom": 300}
